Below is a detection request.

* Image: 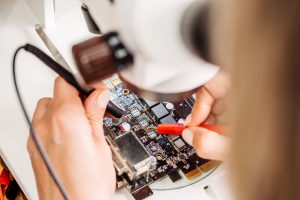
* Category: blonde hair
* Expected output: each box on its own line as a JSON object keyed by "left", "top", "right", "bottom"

{"left": 212, "top": 0, "right": 300, "bottom": 199}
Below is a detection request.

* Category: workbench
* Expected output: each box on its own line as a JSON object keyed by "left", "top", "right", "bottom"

{"left": 0, "top": 0, "right": 231, "bottom": 199}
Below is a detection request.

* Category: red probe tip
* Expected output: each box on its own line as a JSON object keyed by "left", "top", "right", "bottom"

{"left": 156, "top": 124, "right": 187, "bottom": 135}
{"left": 157, "top": 124, "right": 226, "bottom": 135}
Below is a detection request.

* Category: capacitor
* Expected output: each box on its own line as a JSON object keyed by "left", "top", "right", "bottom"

{"left": 123, "top": 89, "right": 130, "bottom": 95}
{"left": 156, "top": 153, "right": 163, "bottom": 161}
{"left": 149, "top": 156, "right": 157, "bottom": 170}
{"left": 165, "top": 102, "right": 175, "bottom": 110}
{"left": 120, "top": 122, "right": 131, "bottom": 132}
{"left": 177, "top": 118, "right": 185, "bottom": 124}
{"left": 107, "top": 101, "right": 125, "bottom": 118}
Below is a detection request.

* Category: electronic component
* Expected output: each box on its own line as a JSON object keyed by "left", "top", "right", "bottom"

{"left": 103, "top": 118, "right": 113, "bottom": 126}
{"left": 138, "top": 114, "right": 151, "bottom": 128}
{"left": 149, "top": 145, "right": 158, "bottom": 152}
{"left": 173, "top": 98, "right": 194, "bottom": 118}
{"left": 131, "top": 109, "right": 141, "bottom": 117}
{"left": 114, "top": 131, "right": 151, "bottom": 178}
{"left": 120, "top": 122, "right": 131, "bottom": 132}
{"left": 123, "top": 89, "right": 130, "bottom": 95}
{"left": 139, "top": 119, "right": 149, "bottom": 128}
{"left": 123, "top": 97, "right": 133, "bottom": 106}
{"left": 130, "top": 104, "right": 143, "bottom": 117}
{"left": 107, "top": 101, "right": 125, "bottom": 118}
{"left": 144, "top": 99, "right": 158, "bottom": 107}
{"left": 178, "top": 118, "right": 185, "bottom": 124}
{"left": 112, "top": 77, "right": 122, "bottom": 86}
{"left": 132, "top": 186, "right": 153, "bottom": 200}
{"left": 149, "top": 156, "right": 157, "bottom": 170}
{"left": 165, "top": 102, "right": 175, "bottom": 110}
{"left": 174, "top": 138, "right": 186, "bottom": 150}
{"left": 158, "top": 138, "right": 175, "bottom": 155}
{"left": 168, "top": 134, "right": 179, "bottom": 141}
{"left": 147, "top": 131, "right": 157, "bottom": 139}
{"left": 160, "top": 115, "right": 177, "bottom": 124}
{"left": 151, "top": 103, "right": 169, "bottom": 119}
{"left": 156, "top": 153, "right": 163, "bottom": 161}
{"left": 139, "top": 136, "right": 148, "bottom": 143}
{"left": 168, "top": 170, "right": 182, "bottom": 183}
{"left": 103, "top": 80, "right": 218, "bottom": 200}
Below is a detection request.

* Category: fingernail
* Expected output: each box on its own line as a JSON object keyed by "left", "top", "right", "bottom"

{"left": 98, "top": 90, "right": 110, "bottom": 108}
{"left": 184, "top": 114, "right": 192, "bottom": 125}
{"left": 182, "top": 129, "right": 193, "bottom": 146}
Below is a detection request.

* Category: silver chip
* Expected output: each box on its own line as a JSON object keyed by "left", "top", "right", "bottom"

{"left": 174, "top": 138, "right": 185, "bottom": 149}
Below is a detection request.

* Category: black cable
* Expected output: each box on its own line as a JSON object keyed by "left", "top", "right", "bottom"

{"left": 23, "top": 44, "right": 124, "bottom": 118}
{"left": 12, "top": 46, "right": 70, "bottom": 200}
{"left": 24, "top": 44, "right": 93, "bottom": 96}
{"left": 12, "top": 43, "right": 126, "bottom": 199}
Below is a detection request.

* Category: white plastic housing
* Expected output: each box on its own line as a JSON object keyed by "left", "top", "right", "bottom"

{"left": 82, "top": 0, "right": 219, "bottom": 96}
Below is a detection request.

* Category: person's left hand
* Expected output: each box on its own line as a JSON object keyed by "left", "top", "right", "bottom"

{"left": 182, "top": 72, "right": 229, "bottom": 161}
{"left": 27, "top": 77, "right": 116, "bottom": 200}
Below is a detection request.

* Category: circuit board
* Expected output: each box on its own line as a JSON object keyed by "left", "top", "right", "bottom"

{"left": 103, "top": 77, "right": 218, "bottom": 200}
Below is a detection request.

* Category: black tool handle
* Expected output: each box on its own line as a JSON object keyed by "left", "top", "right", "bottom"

{"left": 24, "top": 44, "right": 124, "bottom": 118}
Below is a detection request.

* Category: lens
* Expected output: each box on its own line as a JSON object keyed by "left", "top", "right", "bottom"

{"left": 181, "top": 0, "right": 212, "bottom": 63}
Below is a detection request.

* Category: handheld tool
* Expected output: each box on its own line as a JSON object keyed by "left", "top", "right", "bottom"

{"left": 35, "top": 25, "right": 124, "bottom": 118}
{"left": 156, "top": 123, "right": 225, "bottom": 135}
{"left": 22, "top": 43, "right": 124, "bottom": 118}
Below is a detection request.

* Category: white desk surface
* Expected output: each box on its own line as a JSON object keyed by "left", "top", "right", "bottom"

{"left": 0, "top": 0, "right": 231, "bottom": 199}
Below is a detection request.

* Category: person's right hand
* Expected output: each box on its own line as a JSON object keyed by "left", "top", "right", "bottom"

{"left": 182, "top": 72, "right": 230, "bottom": 161}
{"left": 27, "top": 77, "right": 116, "bottom": 200}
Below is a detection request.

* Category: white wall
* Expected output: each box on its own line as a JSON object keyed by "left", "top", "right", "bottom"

{"left": 24, "top": 0, "right": 55, "bottom": 29}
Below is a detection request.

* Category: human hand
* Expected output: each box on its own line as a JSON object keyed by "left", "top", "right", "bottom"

{"left": 182, "top": 72, "right": 230, "bottom": 161}
{"left": 27, "top": 77, "right": 116, "bottom": 200}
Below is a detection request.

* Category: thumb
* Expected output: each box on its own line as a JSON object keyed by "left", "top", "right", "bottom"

{"left": 182, "top": 127, "right": 228, "bottom": 161}
{"left": 188, "top": 87, "right": 215, "bottom": 126}
{"left": 84, "top": 89, "right": 111, "bottom": 138}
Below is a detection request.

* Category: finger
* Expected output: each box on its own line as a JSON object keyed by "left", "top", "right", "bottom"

{"left": 27, "top": 138, "right": 56, "bottom": 200}
{"left": 212, "top": 99, "right": 226, "bottom": 115}
{"left": 203, "top": 114, "right": 218, "bottom": 125}
{"left": 182, "top": 127, "right": 228, "bottom": 161}
{"left": 203, "top": 113, "right": 227, "bottom": 125}
{"left": 32, "top": 98, "right": 52, "bottom": 124}
{"left": 53, "top": 77, "right": 79, "bottom": 101}
{"left": 189, "top": 86, "right": 215, "bottom": 126}
{"left": 27, "top": 134, "right": 36, "bottom": 159}
{"left": 84, "top": 88, "right": 110, "bottom": 139}
{"left": 204, "top": 71, "right": 230, "bottom": 99}
{"left": 189, "top": 72, "right": 229, "bottom": 126}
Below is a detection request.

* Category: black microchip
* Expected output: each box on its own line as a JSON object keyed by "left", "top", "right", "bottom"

{"left": 168, "top": 170, "right": 182, "bottom": 182}
{"left": 123, "top": 97, "right": 133, "bottom": 106}
{"left": 158, "top": 138, "right": 168, "bottom": 146}
{"left": 144, "top": 99, "right": 159, "bottom": 107}
{"left": 189, "top": 153, "right": 200, "bottom": 161}
{"left": 158, "top": 138, "right": 174, "bottom": 154}
{"left": 173, "top": 97, "right": 194, "bottom": 118}
{"left": 132, "top": 185, "right": 153, "bottom": 200}
{"left": 160, "top": 115, "right": 176, "bottom": 124}
{"left": 165, "top": 144, "right": 175, "bottom": 154}
{"left": 151, "top": 103, "right": 169, "bottom": 119}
